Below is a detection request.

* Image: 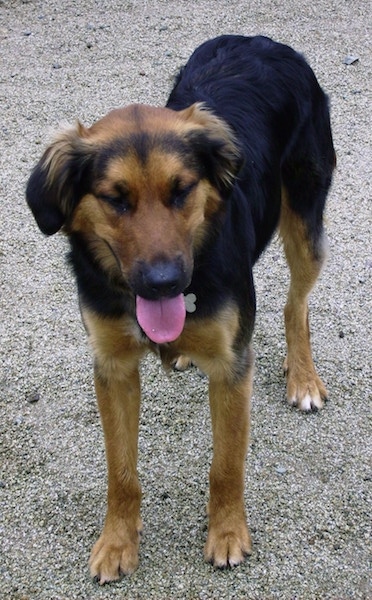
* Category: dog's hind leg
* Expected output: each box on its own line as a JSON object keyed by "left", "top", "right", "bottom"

{"left": 279, "top": 186, "right": 329, "bottom": 411}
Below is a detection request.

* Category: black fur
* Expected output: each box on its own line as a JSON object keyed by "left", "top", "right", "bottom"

{"left": 26, "top": 139, "right": 94, "bottom": 235}
{"left": 167, "top": 35, "right": 335, "bottom": 332}
{"left": 167, "top": 35, "right": 335, "bottom": 258}
{"left": 26, "top": 35, "right": 335, "bottom": 344}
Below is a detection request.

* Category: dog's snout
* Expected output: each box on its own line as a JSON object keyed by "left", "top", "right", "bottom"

{"left": 133, "top": 258, "right": 190, "bottom": 300}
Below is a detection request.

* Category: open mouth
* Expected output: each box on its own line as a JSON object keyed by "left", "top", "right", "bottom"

{"left": 136, "top": 294, "right": 186, "bottom": 343}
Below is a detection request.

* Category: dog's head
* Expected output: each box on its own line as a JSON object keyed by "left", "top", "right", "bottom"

{"left": 26, "top": 104, "right": 241, "bottom": 341}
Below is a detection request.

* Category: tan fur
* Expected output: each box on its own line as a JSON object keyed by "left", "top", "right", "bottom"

{"left": 54, "top": 108, "right": 249, "bottom": 578}
{"left": 82, "top": 302, "right": 252, "bottom": 581}
{"left": 205, "top": 366, "right": 252, "bottom": 566}
{"left": 169, "top": 306, "right": 254, "bottom": 567}
{"left": 163, "top": 304, "right": 240, "bottom": 378}
{"left": 82, "top": 310, "right": 144, "bottom": 582}
{"left": 31, "top": 104, "right": 329, "bottom": 581}
{"left": 67, "top": 108, "right": 228, "bottom": 284}
{"left": 180, "top": 103, "right": 241, "bottom": 187}
{"left": 279, "top": 188, "right": 328, "bottom": 411}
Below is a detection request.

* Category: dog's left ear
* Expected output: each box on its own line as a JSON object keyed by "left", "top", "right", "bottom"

{"left": 180, "top": 103, "right": 243, "bottom": 192}
{"left": 26, "top": 122, "right": 94, "bottom": 235}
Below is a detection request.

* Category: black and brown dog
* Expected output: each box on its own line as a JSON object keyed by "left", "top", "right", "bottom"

{"left": 26, "top": 35, "right": 335, "bottom": 583}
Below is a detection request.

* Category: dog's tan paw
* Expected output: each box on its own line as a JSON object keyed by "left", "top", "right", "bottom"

{"left": 283, "top": 357, "right": 327, "bottom": 411}
{"left": 173, "top": 354, "right": 192, "bottom": 371}
{"left": 204, "top": 522, "right": 251, "bottom": 568}
{"left": 89, "top": 525, "right": 141, "bottom": 584}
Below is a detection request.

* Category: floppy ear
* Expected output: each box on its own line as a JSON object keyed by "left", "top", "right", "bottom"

{"left": 26, "top": 122, "right": 94, "bottom": 235}
{"left": 181, "top": 103, "right": 243, "bottom": 192}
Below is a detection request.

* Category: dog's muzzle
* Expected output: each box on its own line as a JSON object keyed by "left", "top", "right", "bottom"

{"left": 131, "top": 257, "right": 192, "bottom": 344}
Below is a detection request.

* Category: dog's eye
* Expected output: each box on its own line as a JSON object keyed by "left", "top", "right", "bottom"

{"left": 100, "top": 193, "right": 131, "bottom": 213}
{"left": 169, "top": 181, "right": 196, "bottom": 209}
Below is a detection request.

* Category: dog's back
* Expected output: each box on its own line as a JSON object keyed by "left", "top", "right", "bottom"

{"left": 168, "top": 35, "right": 335, "bottom": 260}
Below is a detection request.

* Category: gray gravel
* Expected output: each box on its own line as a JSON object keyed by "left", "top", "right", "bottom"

{"left": 1, "top": 1, "right": 371, "bottom": 599}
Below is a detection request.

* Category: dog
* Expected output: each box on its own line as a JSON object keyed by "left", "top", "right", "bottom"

{"left": 26, "top": 35, "right": 335, "bottom": 583}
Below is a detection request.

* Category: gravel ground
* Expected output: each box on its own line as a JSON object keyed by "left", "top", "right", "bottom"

{"left": 1, "top": 1, "right": 371, "bottom": 599}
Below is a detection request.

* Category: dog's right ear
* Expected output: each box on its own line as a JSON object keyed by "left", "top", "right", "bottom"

{"left": 26, "top": 122, "right": 94, "bottom": 235}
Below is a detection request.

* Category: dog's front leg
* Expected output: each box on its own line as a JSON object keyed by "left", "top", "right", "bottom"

{"left": 205, "top": 364, "right": 253, "bottom": 568}
{"left": 89, "top": 362, "right": 142, "bottom": 584}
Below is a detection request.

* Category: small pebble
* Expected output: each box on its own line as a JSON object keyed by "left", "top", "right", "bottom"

{"left": 343, "top": 55, "right": 359, "bottom": 65}
{"left": 26, "top": 391, "right": 40, "bottom": 404}
{"left": 276, "top": 465, "right": 287, "bottom": 474}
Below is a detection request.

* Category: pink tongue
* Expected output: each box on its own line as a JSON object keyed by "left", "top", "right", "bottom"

{"left": 136, "top": 294, "right": 186, "bottom": 343}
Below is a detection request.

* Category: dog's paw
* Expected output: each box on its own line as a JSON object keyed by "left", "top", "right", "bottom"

{"left": 172, "top": 354, "right": 192, "bottom": 371}
{"left": 204, "top": 522, "right": 251, "bottom": 568}
{"left": 89, "top": 523, "right": 141, "bottom": 584}
{"left": 283, "top": 357, "right": 327, "bottom": 411}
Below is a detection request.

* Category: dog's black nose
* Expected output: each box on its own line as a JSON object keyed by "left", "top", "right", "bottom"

{"left": 132, "top": 258, "right": 189, "bottom": 300}
{"left": 146, "top": 261, "right": 181, "bottom": 295}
